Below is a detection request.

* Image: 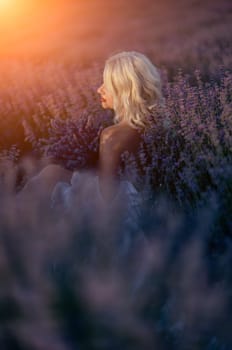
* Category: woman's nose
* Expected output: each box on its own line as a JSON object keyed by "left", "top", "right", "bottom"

{"left": 97, "top": 84, "right": 103, "bottom": 94}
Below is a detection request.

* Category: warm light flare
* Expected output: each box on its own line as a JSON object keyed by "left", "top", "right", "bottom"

{"left": 0, "top": 0, "right": 28, "bottom": 21}
{"left": 0, "top": 0, "right": 40, "bottom": 38}
{"left": 0, "top": 0, "right": 71, "bottom": 57}
{"left": 0, "top": 0, "right": 14, "bottom": 10}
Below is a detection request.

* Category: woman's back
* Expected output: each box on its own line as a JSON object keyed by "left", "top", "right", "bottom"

{"left": 98, "top": 122, "right": 148, "bottom": 194}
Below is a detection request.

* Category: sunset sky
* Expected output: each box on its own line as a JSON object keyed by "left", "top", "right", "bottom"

{"left": 0, "top": 0, "right": 73, "bottom": 56}
{"left": 0, "top": 0, "right": 176, "bottom": 58}
{"left": 0, "top": 0, "right": 231, "bottom": 64}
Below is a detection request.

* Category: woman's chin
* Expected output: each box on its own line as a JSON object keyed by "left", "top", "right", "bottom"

{"left": 101, "top": 102, "right": 108, "bottom": 109}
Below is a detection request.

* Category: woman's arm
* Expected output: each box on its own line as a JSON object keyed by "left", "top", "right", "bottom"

{"left": 98, "top": 128, "right": 122, "bottom": 203}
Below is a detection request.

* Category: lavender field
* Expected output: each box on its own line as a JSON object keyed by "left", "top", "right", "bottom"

{"left": 0, "top": 0, "right": 232, "bottom": 349}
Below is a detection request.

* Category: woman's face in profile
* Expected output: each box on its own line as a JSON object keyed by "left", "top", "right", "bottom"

{"left": 97, "top": 82, "right": 114, "bottom": 110}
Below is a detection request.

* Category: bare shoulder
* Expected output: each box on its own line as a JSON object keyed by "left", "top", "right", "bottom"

{"left": 100, "top": 124, "right": 119, "bottom": 143}
{"left": 100, "top": 123, "right": 142, "bottom": 148}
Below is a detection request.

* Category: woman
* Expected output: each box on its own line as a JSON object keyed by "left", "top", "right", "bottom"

{"left": 20, "top": 51, "right": 164, "bottom": 216}
{"left": 96, "top": 51, "right": 163, "bottom": 202}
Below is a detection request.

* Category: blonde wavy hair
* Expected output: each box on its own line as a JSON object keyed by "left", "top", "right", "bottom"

{"left": 103, "top": 51, "right": 164, "bottom": 129}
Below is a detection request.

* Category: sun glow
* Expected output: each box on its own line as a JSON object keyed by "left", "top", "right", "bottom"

{"left": 0, "top": 0, "right": 14, "bottom": 10}
{"left": 0, "top": 0, "right": 40, "bottom": 38}
{"left": 0, "top": 0, "right": 71, "bottom": 57}
{"left": 0, "top": 0, "right": 29, "bottom": 21}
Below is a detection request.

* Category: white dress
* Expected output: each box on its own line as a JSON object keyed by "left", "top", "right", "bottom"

{"left": 51, "top": 170, "right": 147, "bottom": 253}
